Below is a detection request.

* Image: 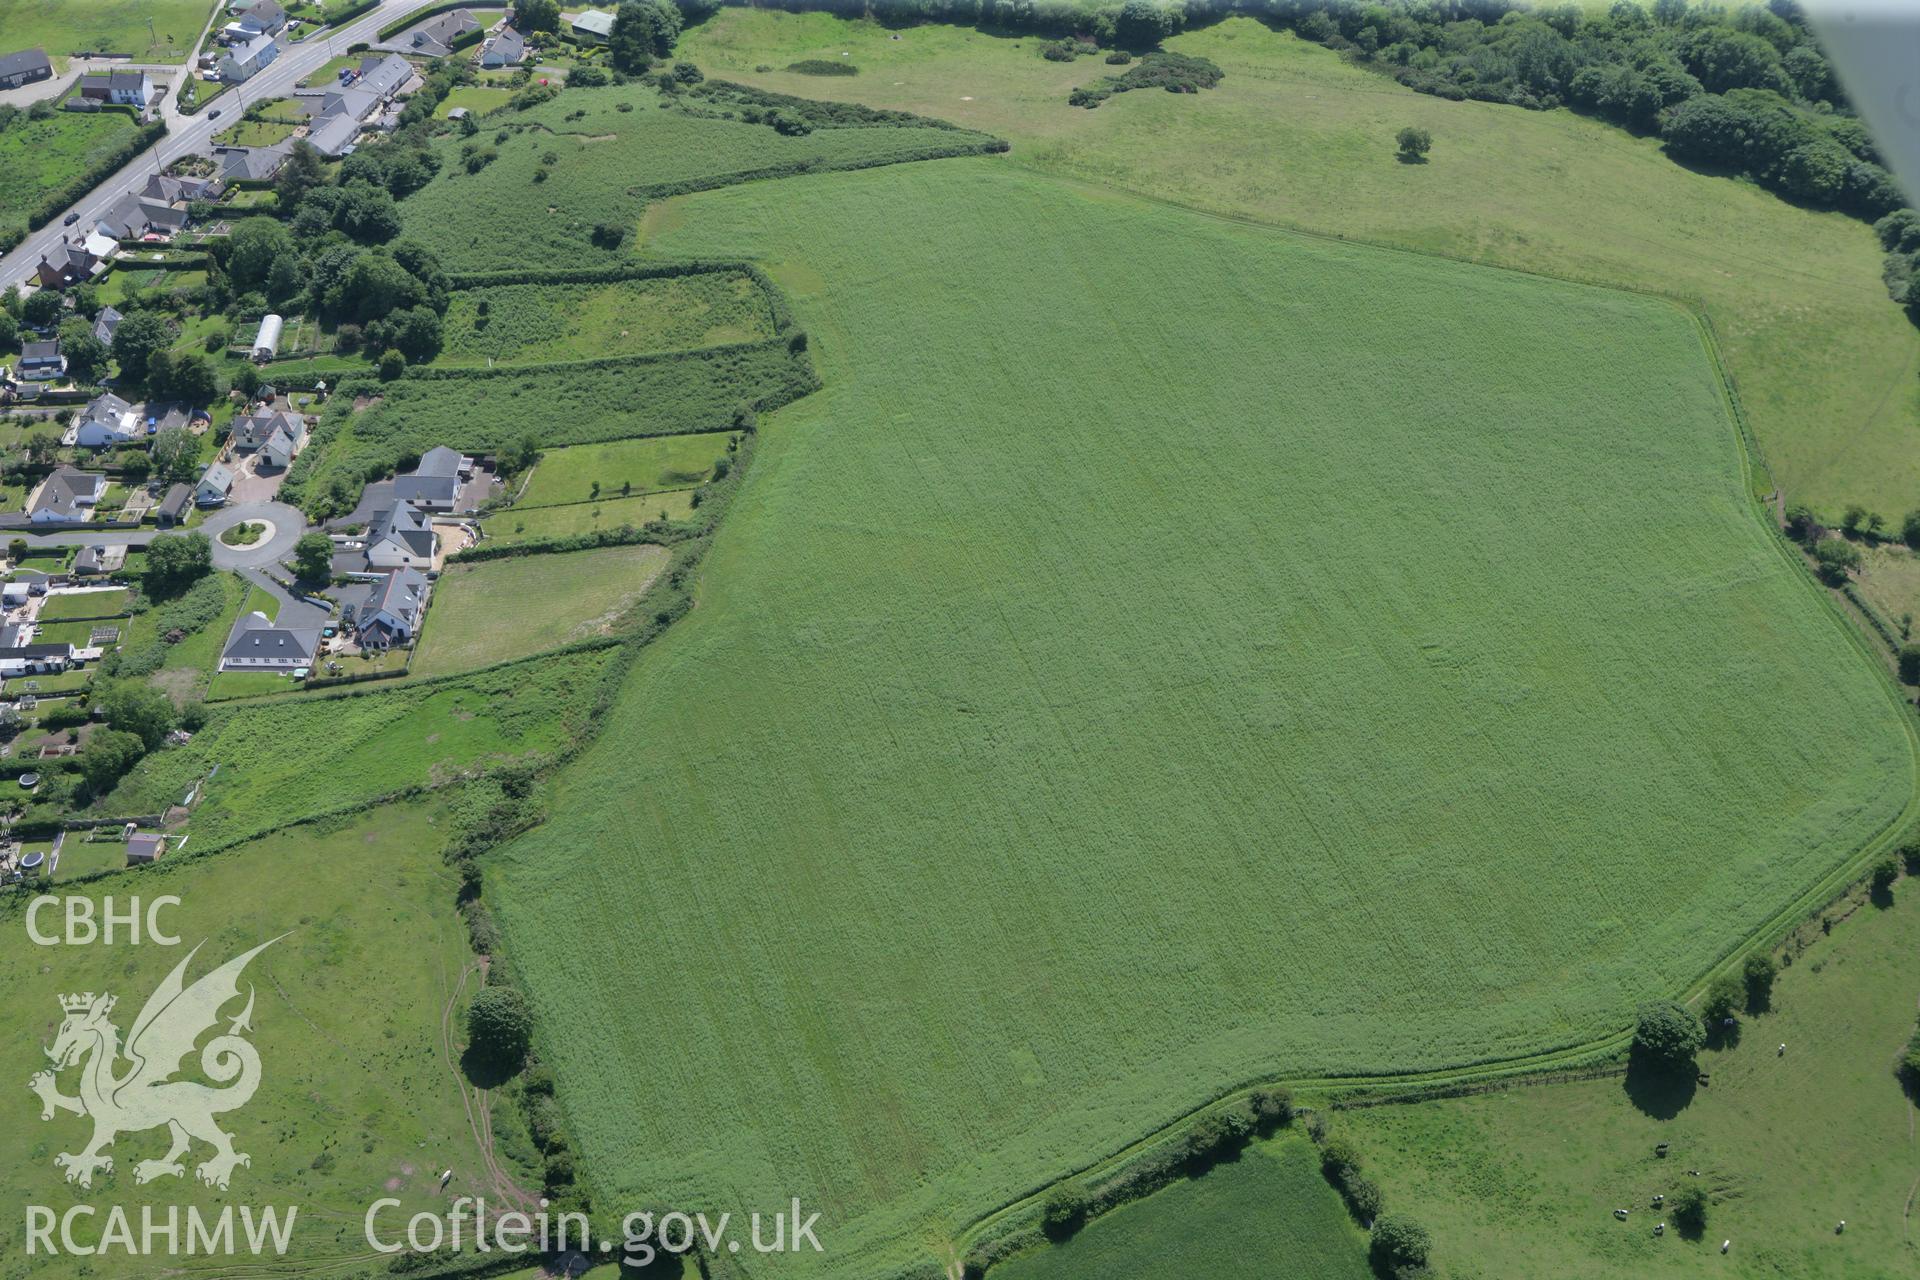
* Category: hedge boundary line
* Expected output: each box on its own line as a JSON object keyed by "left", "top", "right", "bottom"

{"left": 27, "top": 118, "right": 167, "bottom": 230}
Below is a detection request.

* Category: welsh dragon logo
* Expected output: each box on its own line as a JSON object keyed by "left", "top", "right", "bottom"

{"left": 28, "top": 937, "right": 281, "bottom": 1191}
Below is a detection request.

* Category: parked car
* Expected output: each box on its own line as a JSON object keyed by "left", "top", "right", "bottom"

{"left": 209, "top": 108, "right": 222, "bottom": 119}
{"left": 61, "top": 212, "right": 79, "bottom": 226}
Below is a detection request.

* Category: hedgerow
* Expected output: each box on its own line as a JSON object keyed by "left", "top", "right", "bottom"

{"left": 28, "top": 118, "right": 167, "bottom": 230}
{"left": 786, "top": 59, "right": 858, "bottom": 75}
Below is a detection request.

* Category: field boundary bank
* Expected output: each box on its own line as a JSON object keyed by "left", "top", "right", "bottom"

{"left": 919, "top": 173, "right": 1920, "bottom": 1280}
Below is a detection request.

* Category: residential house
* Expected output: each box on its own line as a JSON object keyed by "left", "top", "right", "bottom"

{"left": 125, "top": 831, "right": 166, "bottom": 864}
{"left": 364, "top": 500, "right": 435, "bottom": 569}
{"left": 34, "top": 239, "right": 98, "bottom": 289}
{"left": 74, "top": 392, "right": 140, "bottom": 448}
{"left": 298, "top": 55, "right": 414, "bottom": 157}
{"left": 220, "top": 611, "right": 319, "bottom": 671}
{"left": 76, "top": 69, "right": 154, "bottom": 109}
{"left": 0, "top": 48, "right": 52, "bottom": 91}
{"left": 18, "top": 340, "right": 65, "bottom": 383}
{"left": 258, "top": 425, "right": 299, "bottom": 471}
{"left": 95, "top": 190, "right": 188, "bottom": 241}
{"left": 215, "top": 139, "right": 293, "bottom": 182}
{"left": 143, "top": 173, "right": 221, "bottom": 205}
{"left": 401, "top": 8, "right": 478, "bottom": 58}
{"left": 391, "top": 446, "right": 472, "bottom": 512}
{"left": 155, "top": 484, "right": 193, "bottom": 527}
{"left": 91, "top": 305, "right": 122, "bottom": 346}
{"left": 27, "top": 468, "right": 106, "bottom": 523}
{"left": 231, "top": 405, "right": 304, "bottom": 453}
{"left": 225, "top": 0, "right": 288, "bottom": 38}
{"left": 71, "top": 546, "right": 106, "bottom": 576}
{"left": 0, "top": 642, "right": 73, "bottom": 677}
{"left": 568, "top": 9, "right": 614, "bottom": 42}
{"left": 221, "top": 31, "right": 279, "bottom": 83}
{"left": 482, "top": 27, "right": 526, "bottom": 68}
{"left": 341, "top": 567, "right": 429, "bottom": 648}
{"left": 195, "top": 462, "right": 234, "bottom": 506}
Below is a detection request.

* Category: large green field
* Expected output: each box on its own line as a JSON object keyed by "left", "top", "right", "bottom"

{"left": 410, "top": 544, "right": 670, "bottom": 678}
{"left": 676, "top": 11, "right": 1920, "bottom": 522}
{"left": 439, "top": 272, "right": 774, "bottom": 366}
{"left": 993, "top": 1133, "right": 1372, "bottom": 1280}
{"left": 1341, "top": 876, "right": 1920, "bottom": 1279}
{"left": 0, "top": 105, "right": 140, "bottom": 240}
{"left": 484, "top": 159, "right": 1916, "bottom": 1278}
{"left": 0, "top": 0, "right": 212, "bottom": 66}
{"left": 0, "top": 802, "right": 520, "bottom": 1279}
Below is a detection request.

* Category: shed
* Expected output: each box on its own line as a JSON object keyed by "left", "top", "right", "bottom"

{"left": 126, "top": 832, "right": 166, "bottom": 864}
{"left": 252, "top": 313, "right": 284, "bottom": 361}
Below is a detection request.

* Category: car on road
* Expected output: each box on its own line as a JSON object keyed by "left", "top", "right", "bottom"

{"left": 209, "top": 108, "right": 222, "bottom": 119}
{"left": 62, "top": 213, "right": 79, "bottom": 226}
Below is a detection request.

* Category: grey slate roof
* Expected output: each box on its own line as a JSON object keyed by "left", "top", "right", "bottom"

{"left": 221, "top": 611, "right": 319, "bottom": 665}
{"left": 92, "top": 306, "right": 122, "bottom": 346}
{"left": 0, "top": 49, "right": 52, "bottom": 84}
{"left": 217, "top": 140, "right": 293, "bottom": 181}
{"left": 157, "top": 483, "right": 193, "bottom": 521}
{"left": 370, "top": 501, "right": 434, "bottom": 559}
{"left": 403, "top": 9, "right": 478, "bottom": 57}
{"left": 483, "top": 28, "right": 525, "bottom": 66}
{"left": 29, "top": 468, "right": 104, "bottom": 520}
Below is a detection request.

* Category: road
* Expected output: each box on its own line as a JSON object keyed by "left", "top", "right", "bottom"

{"left": 0, "top": 0, "right": 446, "bottom": 293}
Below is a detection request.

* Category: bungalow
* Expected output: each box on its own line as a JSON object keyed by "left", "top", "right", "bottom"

{"left": 27, "top": 467, "right": 106, "bottom": 523}
{"left": 77, "top": 69, "right": 154, "bottom": 109}
{"left": 391, "top": 446, "right": 472, "bottom": 511}
{"left": 71, "top": 546, "right": 107, "bottom": 576}
{"left": 155, "top": 483, "right": 193, "bottom": 527}
{"left": 220, "top": 611, "right": 319, "bottom": 671}
{"left": 34, "top": 240, "right": 98, "bottom": 289}
{"left": 482, "top": 27, "right": 526, "bottom": 68}
{"left": 0, "top": 641, "right": 73, "bottom": 678}
{"left": 400, "top": 8, "right": 478, "bottom": 58}
{"left": 221, "top": 31, "right": 279, "bottom": 83}
{"left": 91, "top": 305, "right": 122, "bottom": 347}
{"left": 0, "top": 48, "right": 52, "bottom": 91}
{"left": 568, "top": 9, "right": 614, "bottom": 43}
{"left": 195, "top": 462, "right": 235, "bottom": 507}
{"left": 215, "top": 139, "right": 293, "bottom": 182}
{"left": 143, "top": 173, "right": 221, "bottom": 205}
{"left": 74, "top": 392, "right": 140, "bottom": 448}
{"left": 364, "top": 500, "right": 435, "bottom": 569}
{"left": 125, "top": 831, "right": 166, "bottom": 864}
{"left": 18, "top": 340, "right": 65, "bottom": 383}
{"left": 342, "top": 567, "right": 429, "bottom": 648}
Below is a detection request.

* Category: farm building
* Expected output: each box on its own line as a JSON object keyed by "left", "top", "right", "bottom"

{"left": 125, "top": 831, "right": 166, "bottom": 864}
{"left": 569, "top": 9, "right": 615, "bottom": 42}
{"left": 220, "top": 612, "right": 319, "bottom": 671}
{"left": 252, "top": 314, "right": 284, "bottom": 360}
{"left": 0, "top": 48, "right": 52, "bottom": 91}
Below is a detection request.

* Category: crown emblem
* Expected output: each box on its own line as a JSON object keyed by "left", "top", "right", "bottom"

{"left": 59, "top": 993, "right": 107, "bottom": 1014}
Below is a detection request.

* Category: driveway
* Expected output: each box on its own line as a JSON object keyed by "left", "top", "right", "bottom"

{"left": 200, "top": 500, "right": 307, "bottom": 570}
{"left": 237, "top": 566, "right": 327, "bottom": 630}
{"left": 324, "top": 479, "right": 392, "bottom": 530}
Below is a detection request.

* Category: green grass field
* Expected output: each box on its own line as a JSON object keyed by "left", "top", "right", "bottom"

{"left": 397, "top": 79, "right": 1003, "bottom": 271}
{"left": 481, "top": 490, "right": 694, "bottom": 544}
{"left": 35, "top": 589, "right": 130, "bottom": 621}
{"left": 483, "top": 159, "right": 1916, "bottom": 1278}
{"left": 676, "top": 11, "right": 1920, "bottom": 522}
{"left": 1340, "top": 877, "right": 1920, "bottom": 1279}
{"left": 0, "top": 0, "right": 213, "bottom": 66}
{"left": 105, "top": 649, "right": 611, "bottom": 853}
{"left": 994, "top": 1134, "right": 1371, "bottom": 1280}
{"left": 439, "top": 272, "right": 773, "bottom": 366}
{"left": 0, "top": 105, "right": 140, "bottom": 239}
{"left": 513, "top": 434, "right": 732, "bottom": 508}
{"left": 410, "top": 544, "right": 669, "bottom": 678}
{"left": 0, "top": 802, "right": 520, "bottom": 1278}
{"left": 436, "top": 84, "right": 514, "bottom": 118}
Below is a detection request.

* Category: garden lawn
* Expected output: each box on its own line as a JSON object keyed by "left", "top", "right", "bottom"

{"left": 513, "top": 434, "right": 732, "bottom": 508}
{"left": 0, "top": 0, "right": 213, "bottom": 66}
{"left": 438, "top": 273, "right": 774, "bottom": 365}
{"left": 1342, "top": 878, "right": 1920, "bottom": 1280}
{"left": 486, "top": 161, "right": 1917, "bottom": 1280}
{"left": 992, "top": 1133, "right": 1371, "bottom": 1280}
{"left": 436, "top": 84, "right": 514, "bottom": 118}
{"left": 36, "top": 588, "right": 131, "bottom": 621}
{"left": 105, "top": 648, "right": 611, "bottom": 852}
{"left": 677, "top": 10, "right": 1920, "bottom": 522}
{"left": 480, "top": 490, "right": 694, "bottom": 543}
{"left": 0, "top": 106, "right": 140, "bottom": 240}
{"left": 410, "top": 544, "right": 669, "bottom": 678}
{"left": 0, "top": 802, "right": 507, "bottom": 1276}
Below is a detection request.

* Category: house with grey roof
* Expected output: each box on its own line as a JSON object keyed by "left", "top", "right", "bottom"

{"left": 216, "top": 139, "right": 294, "bottom": 182}
{"left": 156, "top": 484, "right": 193, "bottom": 526}
{"left": 143, "top": 173, "right": 221, "bottom": 205}
{"left": 365, "top": 500, "right": 435, "bottom": 569}
{"left": 77, "top": 69, "right": 154, "bottom": 109}
{"left": 0, "top": 48, "right": 52, "bottom": 91}
{"left": 220, "top": 611, "right": 319, "bottom": 671}
{"left": 341, "top": 567, "right": 429, "bottom": 648}
{"left": 482, "top": 27, "right": 526, "bottom": 68}
{"left": 392, "top": 446, "right": 472, "bottom": 512}
{"left": 71, "top": 546, "right": 107, "bottom": 576}
{"left": 33, "top": 240, "right": 98, "bottom": 289}
{"left": 221, "top": 31, "right": 279, "bottom": 83}
{"left": 196, "top": 461, "right": 235, "bottom": 507}
{"left": 74, "top": 392, "right": 139, "bottom": 448}
{"left": 18, "top": 340, "right": 65, "bottom": 383}
{"left": 0, "top": 641, "right": 73, "bottom": 677}
{"left": 398, "top": 8, "right": 478, "bottom": 57}
{"left": 91, "top": 305, "right": 122, "bottom": 347}
{"left": 231, "top": 406, "right": 305, "bottom": 453}
{"left": 28, "top": 468, "right": 106, "bottom": 523}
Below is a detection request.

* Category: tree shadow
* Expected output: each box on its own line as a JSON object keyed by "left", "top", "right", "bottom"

{"left": 460, "top": 1044, "right": 520, "bottom": 1089}
{"left": 1870, "top": 883, "right": 1894, "bottom": 911}
{"left": 1623, "top": 1049, "right": 1697, "bottom": 1120}
{"left": 1704, "top": 1019, "right": 1742, "bottom": 1051}
{"left": 1395, "top": 152, "right": 1429, "bottom": 164}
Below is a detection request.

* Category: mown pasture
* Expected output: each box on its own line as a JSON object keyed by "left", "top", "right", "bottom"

{"left": 410, "top": 544, "right": 669, "bottom": 678}
{"left": 677, "top": 10, "right": 1920, "bottom": 521}
{"left": 1342, "top": 878, "right": 1920, "bottom": 1279}
{"left": 439, "top": 272, "right": 773, "bottom": 366}
{"left": 0, "top": 0, "right": 211, "bottom": 66}
{"left": 480, "top": 490, "right": 695, "bottom": 544}
{"left": 0, "top": 803, "right": 508, "bottom": 1279}
{"left": 396, "top": 79, "right": 1002, "bottom": 272}
{"left": 513, "top": 434, "right": 733, "bottom": 509}
{"left": 993, "top": 1134, "right": 1370, "bottom": 1280}
{"left": 484, "top": 160, "right": 1916, "bottom": 1279}
{"left": 104, "top": 649, "right": 611, "bottom": 852}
